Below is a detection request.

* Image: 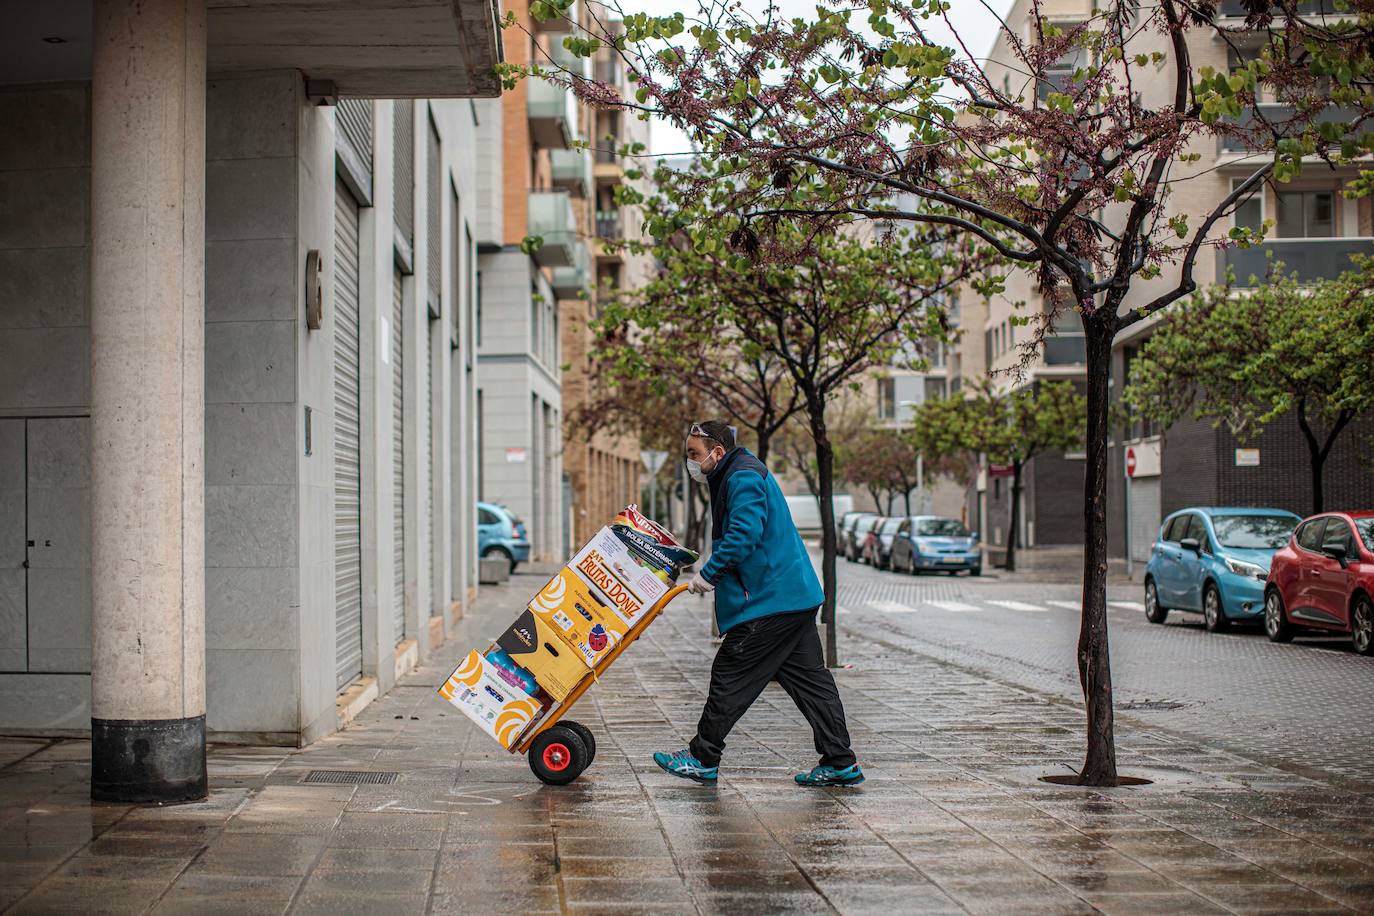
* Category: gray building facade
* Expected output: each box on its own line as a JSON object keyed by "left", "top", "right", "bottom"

{"left": 0, "top": 0, "right": 498, "bottom": 801}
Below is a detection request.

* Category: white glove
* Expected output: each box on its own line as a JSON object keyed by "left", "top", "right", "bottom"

{"left": 687, "top": 571, "right": 715, "bottom": 595}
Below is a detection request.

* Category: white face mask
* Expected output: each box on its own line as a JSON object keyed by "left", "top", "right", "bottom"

{"left": 686, "top": 448, "right": 722, "bottom": 484}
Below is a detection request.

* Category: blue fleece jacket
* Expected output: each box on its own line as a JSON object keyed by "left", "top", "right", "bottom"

{"left": 699, "top": 448, "right": 825, "bottom": 632}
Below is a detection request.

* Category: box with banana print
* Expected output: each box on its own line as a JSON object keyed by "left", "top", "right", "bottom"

{"left": 437, "top": 649, "right": 544, "bottom": 749}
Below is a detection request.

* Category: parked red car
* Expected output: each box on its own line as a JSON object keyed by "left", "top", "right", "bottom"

{"left": 1265, "top": 511, "right": 1374, "bottom": 655}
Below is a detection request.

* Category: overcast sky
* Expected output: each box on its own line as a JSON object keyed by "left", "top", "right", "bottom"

{"left": 605, "top": 0, "right": 1017, "bottom": 157}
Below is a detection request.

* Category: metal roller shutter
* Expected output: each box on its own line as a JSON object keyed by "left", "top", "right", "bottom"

{"left": 337, "top": 99, "right": 373, "bottom": 178}
{"left": 392, "top": 268, "right": 406, "bottom": 642}
{"left": 427, "top": 327, "right": 437, "bottom": 616}
{"left": 1128, "top": 476, "right": 1162, "bottom": 564}
{"left": 333, "top": 183, "right": 364, "bottom": 690}
{"left": 426, "top": 113, "right": 441, "bottom": 313}
{"left": 393, "top": 101, "right": 414, "bottom": 249}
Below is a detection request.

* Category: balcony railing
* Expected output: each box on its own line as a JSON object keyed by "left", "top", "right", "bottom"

{"left": 550, "top": 149, "right": 589, "bottom": 198}
{"left": 595, "top": 211, "right": 622, "bottom": 239}
{"left": 552, "top": 242, "right": 591, "bottom": 299}
{"left": 1218, "top": 103, "right": 1360, "bottom": 152}
{"left": 1218, "top": 0, "right": 1341, "bottom": 17}
{"left": 1220, "top": 237, "right": 1374, "bottom": 285}
{"left": 528, "top": 189, "right": 577, "bottom": 268}
{"left": 527, "top": 78, "right": 573, "bottom": 150}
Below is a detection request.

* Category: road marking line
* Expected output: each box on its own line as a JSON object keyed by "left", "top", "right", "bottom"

{"left": 1109, "top": 601, "right": 1142, "bottom": 611}
{"left": 989, "top": 600, "right": 1048, "bottom": 612}
{"left": 928, "top": 600, "right": 981, "bottom": 613}
{"left": 1046, "top": 600, "right": 1080, "bottom": 610}
{"left": 837, "top": 605, "right": 852, "bottom": 616}
{"left": 870, "top": 600, "right": 920, "bottom": 614}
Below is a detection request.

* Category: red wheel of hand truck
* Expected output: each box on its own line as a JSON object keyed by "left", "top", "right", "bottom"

{"left": 528, "top": 724, "right": 591, "bottom": 785}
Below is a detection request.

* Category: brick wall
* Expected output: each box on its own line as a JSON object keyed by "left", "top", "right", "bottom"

{"left": 1160, "top": 414, "right": 1220, "bottom": 513}
{"left": 1161, "top": 411, "right": 1374, "bottom": 516}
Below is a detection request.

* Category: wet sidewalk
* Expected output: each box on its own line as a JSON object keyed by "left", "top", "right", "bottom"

{"left": 2, "top": 574, "right": 1372, "bottom": 915}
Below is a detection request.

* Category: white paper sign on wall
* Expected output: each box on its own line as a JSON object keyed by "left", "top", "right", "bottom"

{"left": 506, "top": 447, "right": 528, "bottom": 463}
{"left": 1235, "top": 448, "right": 1260, "bottom": 467}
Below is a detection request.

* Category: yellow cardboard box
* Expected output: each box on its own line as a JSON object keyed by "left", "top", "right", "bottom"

{"left": 529, "top": 567, "right": 632, "bottom": 669}
{"left": 496, "top": 609, "right": 590, "bottom": 700}
{"left": 437, "top": 650, "right": 543, "bottom": 749}
{"left": 571, "top": 526, "right": 670, "bottom": 624}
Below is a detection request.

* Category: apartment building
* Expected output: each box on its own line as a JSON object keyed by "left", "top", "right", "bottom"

{"left": 1107, "top": 0, "right": 1374, "bottom": 566}
{"left": 562, "top": 26, "right": 650, "bottom": 545}
{"left": 474, "top": 3, "right": 646, "bottom": 559}
{"left": 472, "top": 3, "right": 571, "bottom": 562}
{"left": 0, "top": 0, "right": 496, "bottom": 801}
{"left": 960, "top": 0, "right": 1373, "bottom": 560}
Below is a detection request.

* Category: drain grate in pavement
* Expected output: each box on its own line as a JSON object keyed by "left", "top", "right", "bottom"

{"left": 301, "top": 770, "right": 400, "bottom": 785}
{"left": 1119, "top": 700, "right": 1189, "bottom": 711}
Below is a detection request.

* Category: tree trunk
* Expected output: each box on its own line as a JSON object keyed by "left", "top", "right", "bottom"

{"left": 685, "top": 480, "right": 701, "bottom": 554}
{"left": 756, "top": 428, "right": 771, "bottom": 463}
{"left": 903, "top": 488, "right": 912, "bottom": 517}
{"left": 1295, "top": 403, "right": 1354, "bottom": 516}
{"left": 805, "top": 392, "right": 839, "bottom": 667}
{"left": 884, "top": 492, "right": 894, "bottom": 515}
{"left": 1077, "top": 318, "right": 1118, "bottom": 787}
{"left": 1005, "top": 460, "right": 1023, "bottom": 572}
{"left": 1310, "top": 443, "right": 1324, "bottom": 516}
{"left": 866, "top": 485, "right": 883, "bottom": 513}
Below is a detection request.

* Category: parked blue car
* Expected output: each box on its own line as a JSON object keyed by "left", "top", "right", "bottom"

{"left": 477, "top": 502, "right": 530, "bottom": 573}
{"left": 889, "top": 516, "right": 982, "bottom": 576}
{"left": 1144, "top": 507, "right": 1301, "bottom": 632}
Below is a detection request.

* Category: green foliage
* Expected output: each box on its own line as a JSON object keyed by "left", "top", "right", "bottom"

{"left": 1123, "top": 262, "right": 1374, "bottom": 440}
{"left": 594, "top": 168, "right": 968, "bottom": 420}
{"left": 912, "top": 381, "right": 1086, "bottom": 468}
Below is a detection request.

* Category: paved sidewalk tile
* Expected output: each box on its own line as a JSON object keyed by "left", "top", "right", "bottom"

{"left": 1, "top": 576, "right": 1372, "bottom": 914}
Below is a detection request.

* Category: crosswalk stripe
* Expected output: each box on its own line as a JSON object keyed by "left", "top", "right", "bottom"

{"left": 1109, "top": 601, "right": 1142, "bottom": 611}
{"left": 989, "top": 600, "right": 1048, "bottom": 612}
{"left": 928, "top": 600, "right": 981, "bottom": 613}
{"left": 1046, "top": 600, "right": 1080, "bottom": 610}
{"left": 870, "top": 600, "right": 920, "bottom": 614}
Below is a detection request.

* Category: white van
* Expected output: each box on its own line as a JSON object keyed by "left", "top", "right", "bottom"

{"left": 785, "top": 494, "right": 853, "bottom": 537}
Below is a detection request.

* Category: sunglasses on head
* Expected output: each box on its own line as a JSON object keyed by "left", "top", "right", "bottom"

{"left": 688, "top": 423, "right": 723, "bottom": 448}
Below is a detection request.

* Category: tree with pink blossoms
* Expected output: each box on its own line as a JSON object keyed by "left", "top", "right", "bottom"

{"left": 503, "top": 0, "right": 1374, "bottom": 785}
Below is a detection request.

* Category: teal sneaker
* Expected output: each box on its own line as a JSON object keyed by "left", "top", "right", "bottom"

{"left": 653, "top": 748, "right": 718, "bottom": 784}
{"left": 795, "top": 763, "right": 865, "bottom": 787}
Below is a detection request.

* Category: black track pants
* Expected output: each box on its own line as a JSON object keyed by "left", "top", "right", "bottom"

{"left": 689, "top": 608, "right": 856, "bottom": 769}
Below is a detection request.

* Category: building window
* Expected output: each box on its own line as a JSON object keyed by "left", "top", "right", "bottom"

{"left": 1231, "top": 177, "right": 1264, "bottom": 232}
{"left": 1120, "top": 345, "right": 1160, "bottom": 440}
{"left": 1043, "top": 304, "right": 1086, "bottom": 365}
{"left": 1276, "top": 190, "right": 1335, "bottom": 238}
{"left": 877, "top": 377, "right": 896, "bottom": 419}
{"left": 924, "top": 377, "right": 946, "bottom": 402}
{"left": 1037, "top": 28, "right": 1086, "bottom": 102}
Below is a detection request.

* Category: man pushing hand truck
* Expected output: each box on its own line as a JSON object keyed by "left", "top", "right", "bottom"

{"left": 654, "top": 421, "right": 864, "bottom": 788}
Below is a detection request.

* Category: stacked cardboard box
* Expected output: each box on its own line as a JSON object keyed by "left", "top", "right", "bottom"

{"left": 439, "top": 506, "right": 697, "bottom": 750}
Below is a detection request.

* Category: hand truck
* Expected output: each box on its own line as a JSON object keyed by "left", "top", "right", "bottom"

{"left": 508, "top": 582, "right": 689, "bottom": 785}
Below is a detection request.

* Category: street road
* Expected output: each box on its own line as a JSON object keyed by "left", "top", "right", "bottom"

{"left": 830, "top": 553, "right": 1374, "bottom": 788}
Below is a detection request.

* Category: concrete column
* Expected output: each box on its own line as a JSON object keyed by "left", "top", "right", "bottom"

{"left": 89, "top": 0, "right": 208, "bottom": 803}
